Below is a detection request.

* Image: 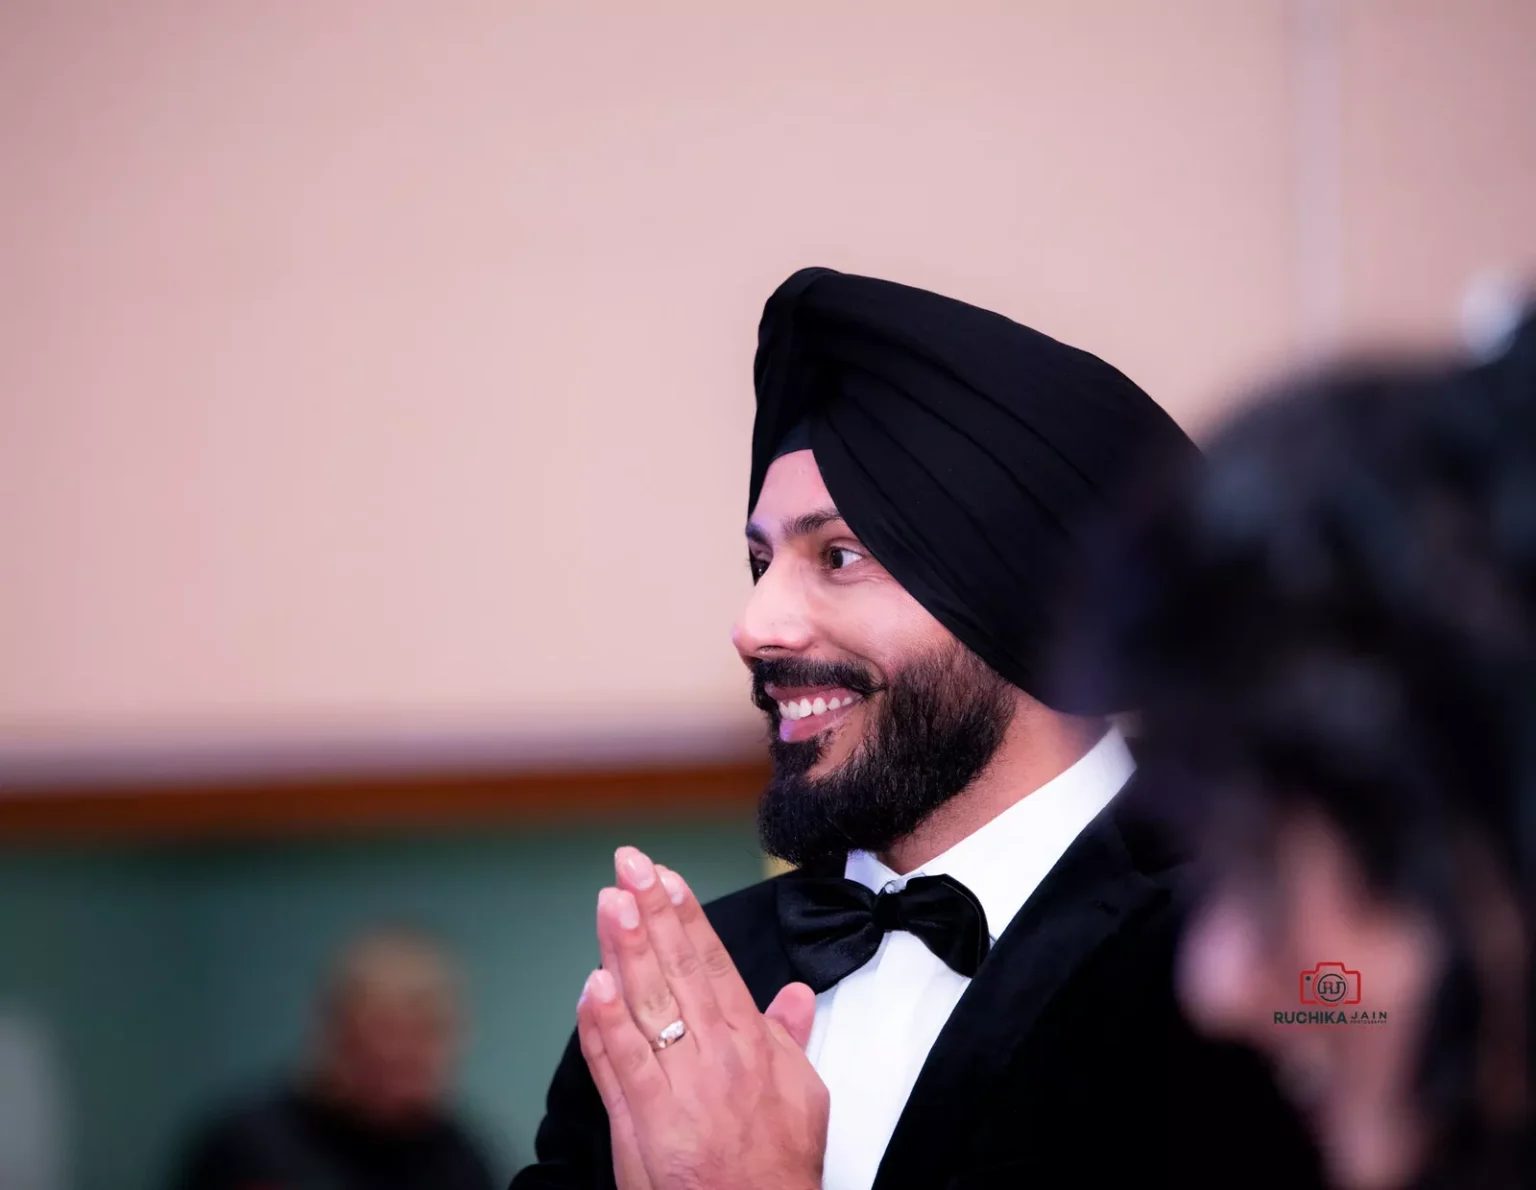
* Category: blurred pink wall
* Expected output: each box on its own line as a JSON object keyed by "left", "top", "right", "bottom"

{"left": 1, "top": 1, "right": 1533, "bottom": 777}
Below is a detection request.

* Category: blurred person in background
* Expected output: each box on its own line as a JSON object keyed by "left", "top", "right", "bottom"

{"left": 173, "top": 925, "right": 496, "bottom": 1190}
{"left": 517, "top": 268, "right": 1322, "bottom": 1190}
{"left": 1065, "top": 308, "right": 1536, "bottom": 1189}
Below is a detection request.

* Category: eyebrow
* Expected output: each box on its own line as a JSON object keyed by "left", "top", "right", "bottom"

{"left": 745, "top": 506, "right": 846, "bottom": 547}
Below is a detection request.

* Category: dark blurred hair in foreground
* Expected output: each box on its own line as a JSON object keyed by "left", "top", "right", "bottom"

{"left": 1059, "top": 308, "right": 1536, "bottom": 1189}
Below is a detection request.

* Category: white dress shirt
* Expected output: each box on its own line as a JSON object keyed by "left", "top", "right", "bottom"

{"left": 804, "top": 727, "right": 1136, "bottom": 1190}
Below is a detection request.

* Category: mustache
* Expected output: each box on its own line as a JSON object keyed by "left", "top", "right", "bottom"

{"left": 750, "top": 656, "right": 883, "bottom": 715}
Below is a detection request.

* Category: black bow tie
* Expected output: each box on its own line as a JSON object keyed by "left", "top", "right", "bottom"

{"left": 776, "top": 872, "right": 992, "bottom": 994}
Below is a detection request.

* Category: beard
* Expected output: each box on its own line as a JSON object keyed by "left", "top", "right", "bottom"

{"left": 752, "top": 642, "right": 1017, "bottom": 867}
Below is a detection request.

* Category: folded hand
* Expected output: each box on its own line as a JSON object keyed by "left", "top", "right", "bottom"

{"left": 577, "top": 847, "right": 827, "bottom": 1190}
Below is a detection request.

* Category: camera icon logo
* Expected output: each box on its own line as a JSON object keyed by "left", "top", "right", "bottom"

{"left": 1299, "top": 962, "right": 1362, "bottom": 1005}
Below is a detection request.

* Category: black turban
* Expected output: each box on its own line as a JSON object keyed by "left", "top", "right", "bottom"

{"left": 750, "top": 267, "right": 1198, "bottom": 711}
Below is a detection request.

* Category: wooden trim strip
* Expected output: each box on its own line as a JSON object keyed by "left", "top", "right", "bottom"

{"left": 0, "top": 759, "right": 770, "bottom": 843}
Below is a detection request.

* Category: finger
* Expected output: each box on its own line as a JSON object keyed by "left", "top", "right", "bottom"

{"left": 600, "top": 886, "right": 695, "bottom": 1059}
{"left": 765, "top": 981, "right": 817, "bottom": 1052}
{"left": 595, "top": 887, "right": 626, "bottom": 995}
{"left": 657, "top": 864, "right": 761, "bottom": 1026}
{"left": 577, "top": 978, "right": 628, "bottom": 1115}
{"left": 577, "top": 983, "right": 656, "bottom": 1190}
{"left": 616, "top": 848, "right": 725, "bottom": 1034}
{"left": 580, "top": 969, "right": 672, "bottom": 1119}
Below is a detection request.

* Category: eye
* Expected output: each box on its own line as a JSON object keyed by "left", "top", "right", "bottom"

{"left": 826, "top": 545, "right": 866, "bottom": 570}
{"left": 748, "top": 554, "right": 770, "bottom": 583}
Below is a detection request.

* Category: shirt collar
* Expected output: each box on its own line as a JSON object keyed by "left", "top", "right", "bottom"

{"left": 844, "top": 726, "right": 1136, "bottom": 942}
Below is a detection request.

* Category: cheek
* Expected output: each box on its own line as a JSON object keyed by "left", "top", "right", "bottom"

{"left": 1276, "top": 823, "right": 1445, "bottom": 1102}
{"left": 1339, "top": 918, "right": 1443, "bottom": 1091}
{"left": 816, "top": 701, "right": 871, "bottom": 763}
{"left": 1281, "top": 821, "right": 1442, "bottom": 1014}
{"left": 1288, "top": 854, "right": 1363, "bottom": 960}
{"left": 810, "top": 581, "right": 954, "bottom": 670}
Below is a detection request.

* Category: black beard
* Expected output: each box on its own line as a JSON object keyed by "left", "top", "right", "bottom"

{"left": 753, "top": 644, "right": 1017, "bottom": 867}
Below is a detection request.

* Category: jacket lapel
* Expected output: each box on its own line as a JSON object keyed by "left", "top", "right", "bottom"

{"left": 870, "top": 792, "right": 1173, "bottom": 1190}
{"left": 745, "top": 857, "right": 842, "bottom": 1008}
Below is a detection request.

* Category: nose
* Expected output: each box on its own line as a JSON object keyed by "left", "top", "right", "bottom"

{"left": 1177, "top": 893, "right": 1268, "bottom": 1042}
{"left": 732, "top": 560, "right": 814, "bottom": 661}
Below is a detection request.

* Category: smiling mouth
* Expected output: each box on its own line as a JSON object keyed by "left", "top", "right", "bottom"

{"left": 765, "top": 686, "right": 865, "bottom": 743}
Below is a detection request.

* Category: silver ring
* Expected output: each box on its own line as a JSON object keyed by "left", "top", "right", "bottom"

{"left": 651, "top": 1019, "right": 687, "bottom": 1051}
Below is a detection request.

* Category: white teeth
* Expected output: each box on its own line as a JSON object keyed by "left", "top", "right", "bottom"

{"left": 777, "top": 693, "right": 861, "bottom": 722}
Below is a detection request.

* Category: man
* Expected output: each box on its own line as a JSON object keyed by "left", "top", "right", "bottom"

{"left": 174, "top": 926, "right": 497, "bottom": 1190}
{"left": 513, "top": 268, "right": 1322, "bottom": 1189}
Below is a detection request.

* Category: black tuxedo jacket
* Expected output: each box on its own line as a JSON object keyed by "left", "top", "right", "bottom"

{"left": 512, "top": 782, "right": 1324, "bottom": 1190}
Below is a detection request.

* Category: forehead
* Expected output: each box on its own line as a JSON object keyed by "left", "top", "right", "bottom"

{"left": 343, "top": 981, "right": 456, "bottom": 1024}
{"left": 751, "top": 450, "right": 833, "bottom": 523}
{"left": 335, "top": 944, "right": 456, "bottom": 1008}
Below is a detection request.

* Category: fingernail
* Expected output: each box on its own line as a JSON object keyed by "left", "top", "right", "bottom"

{"left": 617, "top": 847, "right": 656, "bottom": 890}
{"left": 587, "top": 969, "right": 617, "bottom": 1003}
{"left": 658, "top": 866, "right": 686, "bottom": 906}
{"left": 616, "top": 889, "right": 640, "bottom": 930}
